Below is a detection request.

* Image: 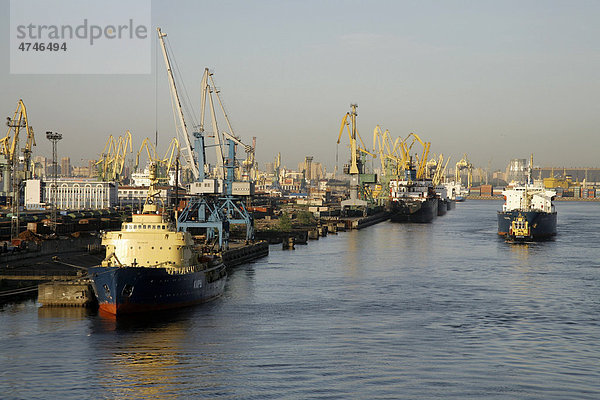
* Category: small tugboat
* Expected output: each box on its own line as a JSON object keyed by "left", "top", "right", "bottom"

{"left": 389, "top": 163, "right": 438, "bottom": 223}
{"left": 498, "top": 155, "right": 557, "bottom": 241}
{"left": 88, "top": 164, "right": 227, "bottom": 315}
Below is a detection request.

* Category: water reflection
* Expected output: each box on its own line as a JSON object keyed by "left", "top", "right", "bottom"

{"left": 507, "top": 241, "right": 532, "bottom": 261}
{"left": 90, "top": 308, "right": 195, "bottom": 400}
{"left": 38, "top": 306, "right": 96, "bottom": 320}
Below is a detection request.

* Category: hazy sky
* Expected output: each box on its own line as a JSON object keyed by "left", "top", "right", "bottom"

{"left": 1, "top": 0, "right": 599, "bottom": 172}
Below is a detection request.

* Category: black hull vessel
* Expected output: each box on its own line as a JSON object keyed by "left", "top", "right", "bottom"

{"left": 446, "top": 199, "right": 456, "bottom": 211}
{"left": 437, "top": 198, "right": 447, "bottom": 216}
{"left": 497, "top": 210, "right": 557, "bottom": 241}
{"left": 389, "top": 198, "right": 438, "bottom": 223}
{"left": 89, "top": 188, "right": 227, "bottom": 316}
{"left": 498, "top": 155, "right": 557, "bottom": 242}
{"left": 89, "top": 261, "right": 226, "bottom": 315}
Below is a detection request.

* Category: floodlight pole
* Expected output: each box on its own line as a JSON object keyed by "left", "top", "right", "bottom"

{"left": 46, "top": 131, "right": 62, "bottom": 233}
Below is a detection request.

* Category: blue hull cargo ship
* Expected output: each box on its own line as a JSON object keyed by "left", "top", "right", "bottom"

{"left": 497, "top": 156, "right": 557, "bottom": 241}
{"left": 88, "top": 203, "right": 226, "bottom": 315}
{"left": 497, "top": 209, "right": 557, "bottom": 240}
{"left": 88, "top": 160, "right": 226, "bottom": 316}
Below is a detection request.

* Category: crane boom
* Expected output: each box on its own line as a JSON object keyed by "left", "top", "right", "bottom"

{"left": 157, "top": 27, "right": 199, "bottom": 179}
{"left": 205, "top": 77, "right": 224, "bottom": 179}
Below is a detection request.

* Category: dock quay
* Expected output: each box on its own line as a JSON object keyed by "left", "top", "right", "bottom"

{"left": 0, "top": 235, "right": 103, "bottom": 300}
{"left": 255, "top": 229, "right": 309, "bottom": 245}
{"left": 38, "top": 280, "right": 97, "bottom": 307}
{"left": 254, "top": 210, "right": 390, "bottom": 244}
{"left": 333, "top": 211, "right": 391, "bottom": 230}
{"left": 0, "top": 240, "right": 104, "bottom": 304}
{"left": 221, "top": 241, "right": 269, "bottom": 268}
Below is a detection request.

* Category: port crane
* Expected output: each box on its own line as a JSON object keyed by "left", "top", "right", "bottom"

{"left": 337, "top": 104, "right": 377, "bottom": 212}
{"left": 427, "top": 154, "right": 451, "bottom": 186}
{"left": 157, "top": 27, "right": 199, "bottom": 181}
{"left": 1, "top": 99, "right": 36, "bottom": 195}
{"left": 372, "top": 125, "right": 405, "bottom": 201}
{"left": 1, "top": 100, "right": 36, "bottom": 238}
{"left": 400, "top": 133, "right": 430, "bottom": 179}
{"left": 96, "top": 131, "right": 132, "bottom": 182}
{"left": 455, "top": 154, "right": 473, "bottom": 188}
{"left": 135, "top": 137, "right": 180, "bottom": 179}
{"left": 372, "top": 125, "right": 398, "bottom": 176}
{"left": 133, "top": 136, "right": 181, "bottom": 203}
{"left": 157, "top": 27, "right": 254, "bottom": 249}
{"left": 198, "top": 68, "right": 253, "bottom": 189}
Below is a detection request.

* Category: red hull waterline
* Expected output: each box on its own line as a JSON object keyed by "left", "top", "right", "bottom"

{"left": 98, "top": 296, "right": 221, "bottom": 316}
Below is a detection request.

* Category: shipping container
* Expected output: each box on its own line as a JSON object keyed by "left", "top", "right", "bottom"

{"left": 480, "top": 185, "right": 492, "bottom": 196}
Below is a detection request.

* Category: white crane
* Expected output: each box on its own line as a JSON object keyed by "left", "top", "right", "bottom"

{"left": 199, "top": 68, "right": 252, "bottom": 180}
{"left": 157, "top": 27, "right": 200, "bottom": 180}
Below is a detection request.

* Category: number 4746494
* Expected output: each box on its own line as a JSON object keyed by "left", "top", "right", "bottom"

{"left": 18, "top": 42, "right": 67, "bottom": 51}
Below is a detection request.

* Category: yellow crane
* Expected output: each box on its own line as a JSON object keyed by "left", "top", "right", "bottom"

{"left": 337, "top": 104, "right": 375, "bottom": 173}
{"left": 407, "top": 133, "right": 430, "bottom": 179}
{"left": 1, "top": 99, "right": 36, "bottom": 178}
{"left": 96, "top": 131, "right": 133, "bottom": 182}
{"left": 427, "top": 154, "right": 450, "bottom": 186}
{"left": 134, "top": 137, "right": 181, "bottom": 204}
{"left": 134, "top": 137, "right": 159, "bottom": 173}
{"left": 372, "top": 125, "right": 407, "bottom": 199}
{"left": 426, "top": 154, "right": 439, "bottom": 180}
{"left": 111, "top": 131, "right": 133, "bottom": 181}
{"left": 96, "top": 134, "right": 115, "bottom": 180}
{"left": 2, "top": 99, "right": 36, "bottom": 238}
{"left": 373, "top": 125, "right": 401, "bottom": 175}
{"left": 455, "top": 154, "right": 473, "bottom": 188}
{"left": 337, "top": 104, "right": 376, "bottom": 209}
{"left": 394, "top": 132, "right": 430, "bottom": 179}
{"left": 135, "top": 136, "right": 181, "bottom": 183}
{"left": 438, "top": 156, "right": 451, "bottom": 186}
{"left": 162, "top": 137, "right": 180, "bottom": 181}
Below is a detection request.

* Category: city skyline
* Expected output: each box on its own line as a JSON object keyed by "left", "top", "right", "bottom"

{"left": 1, "top": 0, "right": 599, "bottom": 172}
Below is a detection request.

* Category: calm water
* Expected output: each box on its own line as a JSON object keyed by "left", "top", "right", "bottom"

{"left": 1, "top": 201, "right": 599, "bottom": 399}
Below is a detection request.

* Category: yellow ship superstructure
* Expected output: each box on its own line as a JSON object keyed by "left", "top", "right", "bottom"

{"left": 101, "top": 204, "right": 199, "bottom": 272}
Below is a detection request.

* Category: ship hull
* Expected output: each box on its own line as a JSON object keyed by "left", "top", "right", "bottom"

{"left": 89, "top": 263, "right": 227, "bottom": 315}
{"left": 437, "top": 199, "right": 447, "bottom": 216}
{"left": 390, "top": 198, "right": 438, "bottom": 223}
{"left": 446, "top": 199, "right": 456, "bottom": 211}
{"left": 497, "top": 210, "right": 557, "bottom": 240}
